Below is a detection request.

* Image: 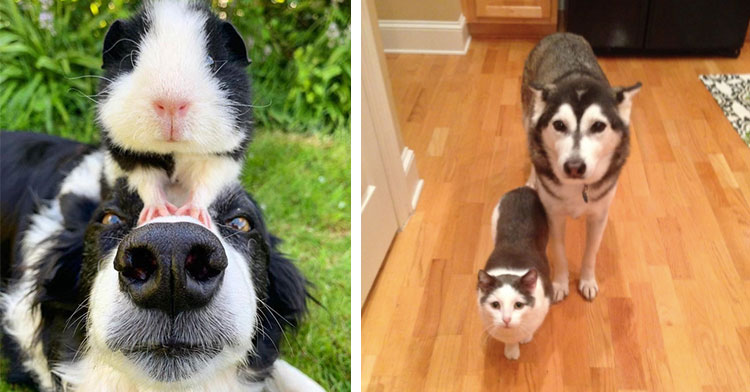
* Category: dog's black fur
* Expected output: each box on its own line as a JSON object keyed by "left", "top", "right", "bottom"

{"left": 0, "top": 132, "right": 94, "bottom": 287}
{"left": 0, "top": 131, "right": 307, "bottom": 389}
{"left": 0, "top": 132, "right": 96, "bottom": 387}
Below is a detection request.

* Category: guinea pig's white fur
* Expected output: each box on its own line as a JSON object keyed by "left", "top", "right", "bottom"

{"left": 97, "top": 0, "right": 253, "bottom": 226}
{"left": 99, "top": 0, "right": 244, "bottom": 155}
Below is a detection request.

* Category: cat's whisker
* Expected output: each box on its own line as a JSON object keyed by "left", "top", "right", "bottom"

{"left": 67, "top": 75, "right": 115, "bottom": 83}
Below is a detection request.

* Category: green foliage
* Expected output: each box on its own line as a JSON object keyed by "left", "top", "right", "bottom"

{"left": 0, "top": 0, "right": 351, "bottom": 138}
{"left": 243, "top": 131, "right": 350, "bottom": 391}
{"left": 221, "top": 0, "right": 351, "bottom": 134}
{"left": 0, "top": 0, "right": 132, "bottom": 141}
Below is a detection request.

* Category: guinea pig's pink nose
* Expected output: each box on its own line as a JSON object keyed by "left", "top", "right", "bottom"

{"left": 152, "top": 99, "right": 190, "bottom": 118}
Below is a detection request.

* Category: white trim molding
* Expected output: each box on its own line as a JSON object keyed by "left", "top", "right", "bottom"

{"left": 378, "top": 14, "right": 472, "bottom": 55}
{"left": 400, "top": 147, "right": 423, "bottom": 212}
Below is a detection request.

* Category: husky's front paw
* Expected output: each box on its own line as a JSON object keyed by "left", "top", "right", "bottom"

{"left": 504, "top": 343, "right": 520, "bottom": 360}
{"left": 552, "top": 280, "right": 569, "bottom": 303}
{"left": 579, "top": 277, "right": 599, "bottom": 301}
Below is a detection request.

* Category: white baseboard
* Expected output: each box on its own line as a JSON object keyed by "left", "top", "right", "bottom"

{"left": 378, "top": 14, "right": 471, "bottom": 55}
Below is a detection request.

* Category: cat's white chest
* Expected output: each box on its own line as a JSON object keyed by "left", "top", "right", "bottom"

{"left": 485, "top": 321, "right": 529, "bottom": 343}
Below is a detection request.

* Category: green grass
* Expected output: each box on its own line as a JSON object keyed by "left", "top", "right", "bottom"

{"left": 243, "top": 131, "right": 351, "bottom": 391}
{"left": 0, "top": 383, "right": 27, "bottom": 392}
{"left": 0, "top": 130, "right": 351, "bottom": 391}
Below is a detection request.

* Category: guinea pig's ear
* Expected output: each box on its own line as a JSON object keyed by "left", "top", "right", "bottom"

{"left": 102, "top": 20, "right": 127, "bottom": 69}
{"left": 221, "top": 21, "right": 251, "bottom": 66}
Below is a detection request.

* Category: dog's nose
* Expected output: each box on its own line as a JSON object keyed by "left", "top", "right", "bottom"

{"left": 563, "top": 159, "right": 586, "bottom": 178}
{"left": 114, "top": 222, "right": 228, "bottom": 315}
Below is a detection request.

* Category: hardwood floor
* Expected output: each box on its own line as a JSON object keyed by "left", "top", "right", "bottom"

{"left": 362, "top": 40, "right": 750, "bottom": 391}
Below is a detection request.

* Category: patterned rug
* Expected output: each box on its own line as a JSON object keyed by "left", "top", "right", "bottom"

{"left": 699, "top": 74, "right": 750, "bottom": 147}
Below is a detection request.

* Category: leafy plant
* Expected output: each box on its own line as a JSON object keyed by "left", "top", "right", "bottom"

{"left": 0, "top": 0, "right": 133, "bottom": 142}
{"left": 220, "top": 0, "right": 351, "bottom": 134}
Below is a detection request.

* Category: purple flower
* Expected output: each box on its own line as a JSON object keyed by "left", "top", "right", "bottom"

{"left": 39, "top": 11, "right": 55, "bottom": 34}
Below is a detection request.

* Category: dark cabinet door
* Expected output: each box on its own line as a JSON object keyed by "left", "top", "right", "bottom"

{"left": 645, "top": 0, "right": 750, "bottom": 52}
{"left": 567, "top": 0, "right": 650, "bottom": 50}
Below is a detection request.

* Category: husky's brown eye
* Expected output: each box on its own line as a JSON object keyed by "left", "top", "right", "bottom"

{"left": 591, "top": 121, "right": 606, "bottom": 133}
{"left": 514, "top": 302, "right": 524, "bottom": 309}
{"left": 227, "top": 217, "right": 251, "bottom": 232}
{"left": 552, "top": 120, "right": 566, "bottom": 132}
{"left": 102, "top": 213, "right": 122, "bottom": 225}
{"left": 491, "top": 301, "right": 500, "bottom": 309}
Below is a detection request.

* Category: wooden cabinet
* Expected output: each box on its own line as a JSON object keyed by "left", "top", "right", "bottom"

{"left": 475, "top": 0, "right": 551, "bottom": 19}
{"left": 462, "top": 0, "right": 558, "bottom": 38}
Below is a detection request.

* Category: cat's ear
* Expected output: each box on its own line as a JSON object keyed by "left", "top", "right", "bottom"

{"left": 477, "top": 270, "right": 495, "bottom": 292}
{"left": 520, "top": 269, "right": 538, "bottom": 291}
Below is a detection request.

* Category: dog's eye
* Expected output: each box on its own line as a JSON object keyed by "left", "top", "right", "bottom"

{"left": 552, "top": 120, "right": 566, "bottom": 132}
{"left": 206, "top": 55, "right": 215, "bottom": 66}
{"left": 591, "top": 121, "right": 607, "bottom": 133}
{"left": 102, "top": 212, "right": 122, "bottom": 225}
{"left": 514, "top": 302, "right": 524, "bottom": 309}
{"left": 227, "top": 217, "right": 251, "bottom": 232}
{"left": 491, "top": 301, "right": 500, "bottom": 309}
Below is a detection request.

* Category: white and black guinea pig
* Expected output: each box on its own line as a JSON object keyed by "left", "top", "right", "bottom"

{"left": 98, "top": 0, "right": 252, "bottom": 228}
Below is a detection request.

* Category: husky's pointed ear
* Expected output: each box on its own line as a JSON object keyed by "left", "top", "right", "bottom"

{"left": 528, "top": 82, "right": 554, "bottom": 103}
{"left": 528, "top": 82, "right": 554, "bottom": 122}
{"left": 478, "top": 270, "right": 495, "bottom": 292}
{"left": 613, "top": 82, "right": 641, "bottom": 125}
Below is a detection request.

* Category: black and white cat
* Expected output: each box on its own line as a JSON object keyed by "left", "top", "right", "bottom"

{"left": 477, "top": 186, "right": 552, "bottom": 360}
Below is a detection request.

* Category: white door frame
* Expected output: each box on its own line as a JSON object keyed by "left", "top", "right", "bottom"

{"left": 361, "top": 0, "right": 423, "bottom": 306}
{"left": 362, "top": 0, "right": 423, "bottom": 228}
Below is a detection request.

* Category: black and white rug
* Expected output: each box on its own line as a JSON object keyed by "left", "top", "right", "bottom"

{"left": 699, "top": 74, "right": 750, "bottom": 147}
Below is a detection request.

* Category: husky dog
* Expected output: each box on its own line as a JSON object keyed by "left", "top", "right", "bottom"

{"left": 521, "top": 33, "right": 641, "bottom": 302}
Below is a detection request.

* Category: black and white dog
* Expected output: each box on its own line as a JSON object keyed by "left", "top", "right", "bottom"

{"left": 0, "top": 131, "right": 324, "bottom": 391}
{"left": 521, "top": 33, "right": 641, "bottom": 302}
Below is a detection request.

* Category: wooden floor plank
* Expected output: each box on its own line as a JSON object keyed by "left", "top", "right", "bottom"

{"left": 363, "top": 40, "right": 750, "bottom": 391}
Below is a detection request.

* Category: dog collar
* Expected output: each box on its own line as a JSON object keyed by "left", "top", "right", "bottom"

{"left": 582, "top": 184, "right": 589, "bottom": 203}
